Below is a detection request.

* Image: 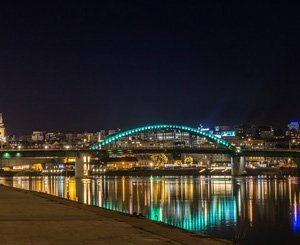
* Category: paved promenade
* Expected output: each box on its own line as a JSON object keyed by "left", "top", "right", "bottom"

{"left": 0, "top": 184, "right": 231, "bottom": 245}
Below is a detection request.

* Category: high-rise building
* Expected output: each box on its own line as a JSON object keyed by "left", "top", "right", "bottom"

{"left": 0, "top": 113, "right": 5, "bottom": 138}
{"left": 288, "top": 121, "right": 299, "bottom": 130}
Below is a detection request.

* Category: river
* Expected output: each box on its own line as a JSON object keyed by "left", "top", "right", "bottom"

{"left": 0, "top": 175, "right": 300, "bottom": 244}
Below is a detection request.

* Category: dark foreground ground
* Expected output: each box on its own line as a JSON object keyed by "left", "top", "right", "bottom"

{"left": 0, "top": 184, "right": 231, "bottom": 245}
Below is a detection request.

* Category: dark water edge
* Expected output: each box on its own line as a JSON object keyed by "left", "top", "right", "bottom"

{"left": 0, "top": 167, "right": 298, "bottom": 177}
{"left": 1, "top": 175, "right": 300, "bottom": 244}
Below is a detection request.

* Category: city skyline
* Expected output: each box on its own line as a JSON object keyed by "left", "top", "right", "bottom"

{"left": 1, "top": 110, "right": 299, "bottom": 136}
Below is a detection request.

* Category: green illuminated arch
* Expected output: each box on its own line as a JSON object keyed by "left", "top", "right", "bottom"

{"left": 90, "top": 124, "right": 235, "bottom": 150}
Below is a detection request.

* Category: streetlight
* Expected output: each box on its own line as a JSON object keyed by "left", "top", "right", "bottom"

{"left": 289, "top": 139, "right": 296, "bottom": 150}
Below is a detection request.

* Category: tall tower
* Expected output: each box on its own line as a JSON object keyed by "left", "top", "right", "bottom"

{"left": 0, "top": 113, "right": 5, "bottom": 138}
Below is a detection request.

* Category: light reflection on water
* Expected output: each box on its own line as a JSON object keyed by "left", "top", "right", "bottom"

{"left": 1, "top": 175, "right": 300, "bottom": 243}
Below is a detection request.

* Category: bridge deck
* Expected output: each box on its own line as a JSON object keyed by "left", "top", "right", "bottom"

{"left": 1, "top": 148, "right": 300, "bottom": 158}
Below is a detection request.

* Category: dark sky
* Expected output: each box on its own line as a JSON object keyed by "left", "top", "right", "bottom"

{"left": 1, "top": 1, "right": 300, "bottom": 135}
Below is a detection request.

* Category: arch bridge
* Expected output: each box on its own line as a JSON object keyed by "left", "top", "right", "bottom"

{"left": 90, "top": 124, "right": 236, "bottom": 151}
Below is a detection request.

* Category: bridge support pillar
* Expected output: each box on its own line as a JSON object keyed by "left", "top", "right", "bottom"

{"left": 75, "top": 154, "right": 91, "bottom": 178}
{"left": 231, "top": 156, "right": 246, "bottom": 176}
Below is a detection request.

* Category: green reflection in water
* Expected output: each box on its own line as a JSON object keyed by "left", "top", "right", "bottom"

{"left": 1, "top": 176, "right": 300, "bottom": 243}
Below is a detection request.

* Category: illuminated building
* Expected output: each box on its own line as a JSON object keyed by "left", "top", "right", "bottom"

{"left": 286, "top": 121, "right": 300, "bottom": 146}
{"left": 235, "top": 125, "right": 257, "bottom": 139}
{"left": 0, "top": 113, "right": 5, "bottom": 138}
{"left": 32, "top": 131, "right": 45, "bottom": 141}
{"left": 257, "top": 126, "right": 274, "bottom": 139}
{"left": 288, "top": 121, "right": 299, "bottom": 130}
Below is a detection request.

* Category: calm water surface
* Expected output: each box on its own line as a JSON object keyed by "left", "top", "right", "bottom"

{"left": 1, "top": 175, "right": 300, "bottom": 244}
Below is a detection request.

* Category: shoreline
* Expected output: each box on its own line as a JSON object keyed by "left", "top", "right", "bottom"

{"left": 0, "top": 183, "right": 231, "bottom": 244}
{"left": 1, "top": 167, "right": 298, "bottom": 177}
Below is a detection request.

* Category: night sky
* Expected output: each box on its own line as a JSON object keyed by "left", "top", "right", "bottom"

{"left": 1, "top": 1, "right": 300, "bottom": 135}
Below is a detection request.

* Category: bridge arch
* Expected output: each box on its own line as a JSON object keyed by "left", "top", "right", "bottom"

{"left": 90, "top": 124, "right": 235, "bottom": 150}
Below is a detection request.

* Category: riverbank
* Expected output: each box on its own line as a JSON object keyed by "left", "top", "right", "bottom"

{"left": 92, "top": 168, "right": 298, "bottom": 176}
{"left": 0, "top": 184, "right": 230, "bottom": 245}
{"left": 1, "top": 167, "right": 298, "bottom": 177}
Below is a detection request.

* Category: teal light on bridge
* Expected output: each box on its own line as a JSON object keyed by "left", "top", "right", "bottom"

{"left": 16, "top": 153, "right": 22, "bottom": 158}
{"left": 90, "top": 124, "right": 235, "bottom": 150}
